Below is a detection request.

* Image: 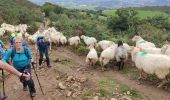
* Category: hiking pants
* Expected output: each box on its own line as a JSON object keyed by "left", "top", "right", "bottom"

{"left": 17, "top": 64, "right": 36, "bottom": 93}
{"left": 39, "top": 48, "right": 50, "bottom": 66}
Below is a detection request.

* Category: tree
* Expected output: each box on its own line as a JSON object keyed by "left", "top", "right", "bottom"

{"left": 145, "top": 15, "right": 170, "bottom": 30}
{"left": 41, "top": 3, "right": 64, "bottom": 17}
{"left": 108, "top": 9, "right": 139, "bottom": 33}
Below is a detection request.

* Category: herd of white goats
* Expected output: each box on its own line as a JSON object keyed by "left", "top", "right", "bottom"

{"left": 0, "top": 23, "right": 170, "bottom": 88}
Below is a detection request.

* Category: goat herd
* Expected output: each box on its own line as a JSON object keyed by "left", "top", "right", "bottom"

{"left": 0, "top": 23, "right": 170, "bottom": 88}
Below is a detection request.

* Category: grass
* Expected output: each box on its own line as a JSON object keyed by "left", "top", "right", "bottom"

{"left": 0, "top": 71, "right": 9, "bottom": 78}
{"left": 119, "top": 84, "right": 140, "bottom": 98}
{"left": 121, "top": 66, "right": 140, "bottom": 80}
{"left": 71, "top": 43, "right": 89, "bottom": 56}
{"left": 96, "top": 77, "right": 141, "bottom": 99}
{"left": 98, "top": 15, "right": 107, "bottom": 21}
{"left": 136, "top": 10, "right": 169, "bottom": 19}
{"left": 102, "top": 9, "right": 170, "bottom": 20}
{"left": 0, "top": 71, "right": 10, "bottom": 89}
{"left": 102, "top": 9, "right": 117, "bottom": 16}
{"left": 97, "top": 88, "right": 112, "bottom": 96}
{"left": 97, "top": 80, "right": 115, "bottom": 96}
{"left": 82, "top": 89, "right": 94, "bottom": 100}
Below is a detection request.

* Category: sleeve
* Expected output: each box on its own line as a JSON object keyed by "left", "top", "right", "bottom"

{"left": 2, "top": 48, "right": 12, "bottom": 63}
{"left": 27, "top": 48, "right": 33, "bottom": 59}
{"left": 47, "top": 41, "right": 50, "bottom": 46}
{"left": 37, "top": 40, "right": 40, "bottom": 46}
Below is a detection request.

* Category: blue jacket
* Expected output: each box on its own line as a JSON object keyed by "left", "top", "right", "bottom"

{"left": 0, "top": 40, "right": 3, "bottom": 47}
{"left": 0, "top": 40, "right": 6, "bottom": 57}
{"left": 2, "top": 47, "right": 33, "bottom": 69}
{"left": 9, "top": 37, "right": 15, "bottom": 45}
{"left": 37, "top": 39, "right": 50, "bottom": 51}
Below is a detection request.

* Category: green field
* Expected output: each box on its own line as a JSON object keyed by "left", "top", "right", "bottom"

{"left": 102, "top": 9, "right": 117, "bottom": 16}
{"left": 102, "top": 9, "right": 170, "bottom": 19}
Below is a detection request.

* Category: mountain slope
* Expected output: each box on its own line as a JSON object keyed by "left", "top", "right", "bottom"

{"left": 29, "top": 0, "right": 170, "bottom": 9}
{"left": 0, "top": 0, "right": 42, "bottom": 25}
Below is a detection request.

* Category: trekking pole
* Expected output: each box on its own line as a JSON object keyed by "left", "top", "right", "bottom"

{"left": 35, "top": 50, "right": 38, "bottom": 70}
{"left": 31, "top": 63, "right": 44, "bottom": 95}
{"left": 1, "top": 69, "right": 8, "bottom": 100}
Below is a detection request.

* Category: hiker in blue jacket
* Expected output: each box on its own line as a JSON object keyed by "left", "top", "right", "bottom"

{"left": 0, "top": 39, "right": 7, "bottom": 59}
{"left": 2, "top": 36, "right": 36, "bottom": 97}
{"left": 0, "top": 60, "right": 30, "bottom": 100}
{"left": 37, "top": 35, "right": 52, "bottom": 68}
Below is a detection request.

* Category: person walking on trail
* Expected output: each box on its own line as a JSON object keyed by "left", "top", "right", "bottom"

{"left": 2, "top": 36, "right": 36, "bottom": 97}
{"left": 37, "top": 35, "right": 52, "bottom": 68}
{"left": 0, "top": 60, "right": 30, "bottom": 100}
{"left": 0, "top": 39, "right": 7, "bottom": 59}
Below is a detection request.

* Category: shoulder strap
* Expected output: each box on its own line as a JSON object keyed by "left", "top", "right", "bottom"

{"left": 11, "top": 46, "right": 16, "bottom": 59}
{"left": 11, "top": 46, "right": 30, "bottom": 60}
{"left": 23, "top": 46, "right": 30, "bottom": 59}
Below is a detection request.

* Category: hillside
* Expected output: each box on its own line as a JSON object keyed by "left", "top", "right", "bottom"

{"left": 29, "top": 0, "right": 170, "bottom": 10}
{"left": 102, "top": 9, "right": 170, "bottom": 19}
{"left": 1, "top": 1, "right": 170, "bottom": 100}
{"left": 132, "top": 6, "right": 170, "bottom": 14}
{"left": 0, "top": 0, "right": 42, "bottom": 33}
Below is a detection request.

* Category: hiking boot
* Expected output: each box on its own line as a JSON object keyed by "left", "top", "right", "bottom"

{"left": 47, "top": 65, "right": 52, "bottom": 68}
{"left": 30, "top": 92, "right": 36, "bottom": 97}
{"left": 39, "top": 65, "right": 43, "bottom": 69}
{"left": 23, "top": 86, "right": 28, "bottom": 91}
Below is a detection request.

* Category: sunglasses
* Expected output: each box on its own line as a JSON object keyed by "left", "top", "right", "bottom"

{"left": 15, "top": 42, "right": 22, "bottom": 43}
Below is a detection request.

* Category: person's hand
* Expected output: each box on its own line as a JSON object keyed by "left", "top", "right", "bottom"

{"left": 23, "top": 72, "right": 30, "bottom": 81}
{"left": 19, "top": 72, "right": 30, "bottom": 82}
{"left": 31, "top": 58, "right": 35, "bottom": 65}
{"left": 31, "top": 58, "right": 34, "bottom": 63}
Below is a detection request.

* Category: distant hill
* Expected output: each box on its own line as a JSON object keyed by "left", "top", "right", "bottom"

{"left": 0, "top": 0, "right": 42, "bottom": 25}
{"left": 132, "top": 6, "right": 170, "bottom": 14}
{"left": 29, "top": 0, "right": 170, "bottom": 10}
{"left": 102, "top": 9, "right": 170, "bottom": 20}
{"left": 0, "top": 0, "right": 43, "bottom": 33}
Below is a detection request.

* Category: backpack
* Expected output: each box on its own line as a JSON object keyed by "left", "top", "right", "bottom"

{"left": 9, "top": 37, "right": 15, "bottom": 45}
{"left": 0, "top": 41, "right": 5, "bottom": 57}
{"left": 37, "top": 36, "right": 44, "bottom": 42}
{"left": 11, "top": 46, "right": 31, "bottom": 60}
{"left": 0, "top": 47, "right": 5, "bottom": 58}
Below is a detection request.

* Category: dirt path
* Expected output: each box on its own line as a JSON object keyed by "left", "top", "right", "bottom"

{"left": 2, "top": 46, "right": 170, "bottom": 100}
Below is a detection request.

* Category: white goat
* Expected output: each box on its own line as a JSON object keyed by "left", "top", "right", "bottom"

{"left": 131, "top": 47, "right": 170, "bottom": 88}
{"left": 86, "top": 46, "right": 98, "bottom": 68}
{"left": 68, "top": 36, "right": 80, "bottom": 47}
{"left": 132, "top": 35, "right": 156, "bottom": 48}
{"left": 99, "top": 44, "right": 116, "bottom": 71}
{"left": 98, "top": 40, "right": 115, "bottom": 50}
{"left": 81, "top": 35, "right": 97, "bottom": 48}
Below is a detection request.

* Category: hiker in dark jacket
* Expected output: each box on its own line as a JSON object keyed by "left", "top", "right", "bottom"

{"left": 2, "top": 36, "right": 36, "bottom": 97}
{"left": 37, "top": 36, "right": 52, "bottom": 68}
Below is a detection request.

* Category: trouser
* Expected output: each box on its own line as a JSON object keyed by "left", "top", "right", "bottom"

{"left": 39, "top": 49, "right": 50, "bottom": 66}
{"left": 17, "top": 64, "right": 36, "bottom": 93}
